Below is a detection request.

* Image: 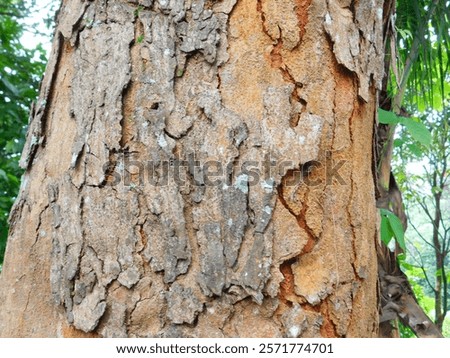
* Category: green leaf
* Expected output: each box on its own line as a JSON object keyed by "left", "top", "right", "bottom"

{"left": 400, "top": 261, "right": 417, "bottom": 271}
{"left": 378, "top": 108, "right": 401, "bottom": 124}
{"left": 396, "top": 27, "right": 412, "bottom": 40}
{"left": 6, "top": 173, "right": 19, "bottom": 186}
{"left": 1, "top": 77, "right": 19, "bottom": 97}
{"left": 380, "top": 211, "right": 393, "bottom": 246}
{"left": 380, "top": 209, "right": 406, "bottom": 251}
{"left": 431, "top": 186, "right": 443, "bottom": 194}
{"left": 397, "top": 252, "right": 406, "bottom": 262}
{"left": 4, "top": 140, "right": 18, "bottom": 154}
{"left": 0, "top": 169, "right": 7, "bottom": 181}
{"left": 394, "top": 138, "right": 404, "bottom": 147}
{"left": 402, "top": 117, "right": 432, "bottom": 147}
{"left": 134, "top": 5, "right": 143, "bottom": 17}
{"left": 407, "top": 143, "right": 424, "bottom": 157}
{"left": 387, "top": 212, "right": 406, "bottom": 251}
{"left": 176, "top": 68, "right": 184, "bottom": 77}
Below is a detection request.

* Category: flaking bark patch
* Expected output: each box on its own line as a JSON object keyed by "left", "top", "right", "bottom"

{"left": 324, "top": 0, "right": 384, "bottom": 101}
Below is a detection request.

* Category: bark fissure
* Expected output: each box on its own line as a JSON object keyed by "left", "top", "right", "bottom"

{"left": 295, "top": 0, "right": 312, "bottom": 44}
{"left": 19, "top": 33, "right": 65, "bottom": 170}
{"left": 278, "top": 257, "right": 297, "bottom": 306}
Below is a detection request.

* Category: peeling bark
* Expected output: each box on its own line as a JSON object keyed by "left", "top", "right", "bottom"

{"left": 1, "top": 0, "right": 382, "bottom": 337}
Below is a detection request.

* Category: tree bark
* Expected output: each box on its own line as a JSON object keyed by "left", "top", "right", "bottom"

{"left": 0, "top": 0, "right": 383, "bottom": 337}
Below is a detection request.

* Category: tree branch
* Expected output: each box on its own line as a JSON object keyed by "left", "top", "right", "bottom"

{"left": 408, "top": 218, "right": 438, "bottom": 252}
{"left": 408, "top": 244, "right": 438, "bottom": 294}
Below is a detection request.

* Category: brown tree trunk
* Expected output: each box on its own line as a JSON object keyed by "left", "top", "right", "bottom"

{"left": 0, "top": 0, "right": 383, "bottom": 337}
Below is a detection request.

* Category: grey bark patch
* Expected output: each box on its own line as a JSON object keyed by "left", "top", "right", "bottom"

{"left": 166, "top": 283, "right": 204, "bottom": 324}
{"left": 19, "top": 103, "right": 41, "bottom": 170}
{"left": 58, "top": 0, "right": 90, "bottom": 44}
{"left": 197, "top": 222, "right": 226, "bottom": 296}
{"left": 163, "top": 234, "right": 191, "bottom": 283}
{"left": 176, "top": 0, "right": 220, "bottom": 63}
{"left": 165, "top": 101, "right": 195, "bottom": 138}
{"left": 324, "top": 0, "right": 384, "bottom": 101}
{"left": 50, "top": 182, "right": 146, "bottom": 332}
{"left": 48, "top": 183, "right": 62, "bottom": 228}
{"left": 98, "top": 301, "right": 128, "bottom": 338}
{"left": 50, "top": 183, "right": 83, "bottom": 314}
{"left": 221, "top": 186, "right": 248, "bottom": 267}
{"left": 73, "top": 295, "right": 107, "bottom": 332}
{"left": 118, "top": 267, "right": 141, "bottom": 288}
{"left": 239, "top": 233, "right": 272, "bottom": 304}
{"left": 73, "top": 281, "right": 88, "bottom": 305}
{"left": 254, "top": 188, "right": 277, "bottom": 234}
{"left": 280, "top": 303, "right": 324, "bottom": 338}
{"left": 51, "top": 204, "right": 62, "bottom": 228}
{"left": 71, "top": 247, "right": 107, "bottom": 332}
{"left": 70, "top": 20, "right": 134, "bottom": 183}
{"left": 143, "top": 217, "right": 191, "bottom": 283}
{"left": 261, "top": 86, "right": 324, "bottom": 170}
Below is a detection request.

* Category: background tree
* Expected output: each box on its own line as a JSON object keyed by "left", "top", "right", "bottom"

{"left": 394, "top": 96, "right": 450, "bottom": 335}
{"left": 378, "top": 0, "right": 449, "bottom": 337}
{"left": 395, "top": 0, "right": 450, "bottom": 335}
{"left": 0, "top": 0, "right": 48, "bottom": 264}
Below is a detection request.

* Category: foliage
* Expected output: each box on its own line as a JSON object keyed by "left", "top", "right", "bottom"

{"left": 377, "top": 106, "right": 432, "bottom": 253}
{"left": 382, "top": 0, "right": 450, "bottom": 335}
{"left": 400, "top": 250, "right": 448, "bottom": 337}
{"left": 378, "top": 109, "right": 431, "bottom": 148}
{"left": 394, "top": 109, "right": 450, "bottom": 334}
{"left": 399, "top": 321, "right": 415, "bottom": 338}
{"left": 394, "top": 104, "right": 450, "bottom": 333}
{"left": 380, "top": 208, "right": 406, "bottom": 250}
{"left": 392, "top": 0, "right": 450, "bottom": 112}
{"left": 0, "top": 0, "right": 48, "bottom": 263}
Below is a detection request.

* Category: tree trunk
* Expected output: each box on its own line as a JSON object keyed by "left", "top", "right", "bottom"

{"left": 0, "top": 0, "right": 383, "bottom": 337}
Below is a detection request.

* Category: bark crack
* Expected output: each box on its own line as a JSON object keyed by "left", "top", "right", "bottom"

{"left": 32, "top": 201, "right": 50, "bottom": 250}
{"left": 294, "top": 0, "right": 312, "bottom": 47}
{"left": 277, "top": 170, "right": 317, "bottom": 254}
{"left": 279, "top": 257, "right": 297, "bottom": 306}
{"left": 319, "top": 302, "right": 338, "bottom": 337}
{"left": 256, "top": 0, "right": 272, "bottom": 42}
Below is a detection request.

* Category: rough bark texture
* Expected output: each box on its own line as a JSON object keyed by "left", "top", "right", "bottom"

{"left": 0, "top": 0, "right": 383, "bottom": 337}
